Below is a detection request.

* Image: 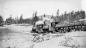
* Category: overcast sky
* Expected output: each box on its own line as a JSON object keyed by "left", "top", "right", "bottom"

{"left": 82, "top": 0, "right": 86, "bottom": 11}
{"left": 0, "top": 0, "right": 83, "bottom": 20}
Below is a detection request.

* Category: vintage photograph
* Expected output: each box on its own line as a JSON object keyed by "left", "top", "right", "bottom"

{"left": 0, "top": 0, "right": 86, "bottom": 48}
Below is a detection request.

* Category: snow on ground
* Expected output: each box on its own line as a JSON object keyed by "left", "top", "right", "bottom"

{"left": 0, "top": 24, "right": 34, "bottom": 48}
{"left": 33, "top": 36, "right": 70, "bottom": 48}
{"left": 64, "top": 31, "right": 86, "bottom": 48}
{"left": 6, "top": 24, "right": 33, "bottom": 33}
{"left": 0, "top": 24, "right": 86, "bottom": 48}
{"left": 33, "top": 31, "right": 86, "bottom": 48}
{"left": 1, "top": 33, "right": 34, "bottom": 48}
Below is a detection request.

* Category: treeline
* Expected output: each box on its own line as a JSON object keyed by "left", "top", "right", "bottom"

{"left": 0, "top": 10, "right": 85, "bottom": 26}
{"left": 5, "top": 13, "right": 39, "bottom": 25}
{"left": 55, "top": 10, "right": 85, "bottom": 24}
{"left": 0, "top": 12, "right": 39, "bottom": 26}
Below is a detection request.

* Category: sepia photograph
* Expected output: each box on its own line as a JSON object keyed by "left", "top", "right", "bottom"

{"left": 0, "top": 0, "right": 86, "bottom": 48}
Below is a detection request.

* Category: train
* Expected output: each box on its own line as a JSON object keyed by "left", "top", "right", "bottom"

{"left": 52, "top": 19, "right": 86, "bottom": 33}
{"left": 31, "top": 10, "right": 86, "bottom": 34}
{"left": 31, "top": 19, "right": 86, "bottom": 34}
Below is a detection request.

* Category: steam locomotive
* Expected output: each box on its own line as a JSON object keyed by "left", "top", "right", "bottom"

{"left": 31, "top": 10, "right": 86, "bottom": 34}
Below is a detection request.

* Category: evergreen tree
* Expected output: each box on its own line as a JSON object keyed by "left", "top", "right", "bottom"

{"left": 5, "top": 16, "right": 14, "bottom": 25}
{"left": 19, "top": 14, "right": 23, "bottom": 24}
{"left": 56, "top": 9, "right": 59, "bottom": 16}
{"left": 32, "top": 11, "right": 39, "bottom": 25}
{"left": 0, "top": 16, "right": 3, "bottom": 26}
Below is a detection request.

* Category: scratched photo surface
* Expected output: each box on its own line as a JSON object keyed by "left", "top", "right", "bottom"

{"left": 0, "top": 0, "right": 86, "bottom": 48}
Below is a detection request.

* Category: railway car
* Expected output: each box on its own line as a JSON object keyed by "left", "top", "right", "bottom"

{"left": 54, "top": 19, "right": 86, "bottom": 33}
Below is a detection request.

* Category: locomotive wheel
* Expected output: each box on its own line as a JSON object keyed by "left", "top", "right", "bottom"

{"left": 83, "top": 26, "right": 86, "bottom": 31}
{"left": 67, "top": 28, "right": 71, "bottom": 32}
